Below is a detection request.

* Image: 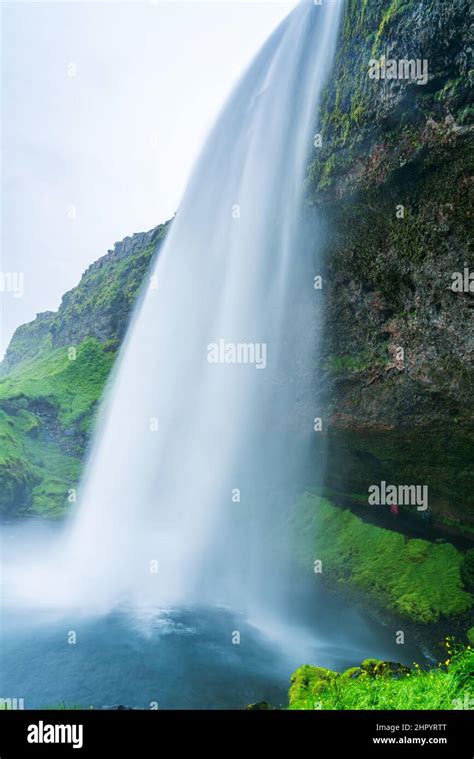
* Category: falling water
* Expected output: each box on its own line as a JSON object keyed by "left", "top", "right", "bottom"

{"left": 3, "top": 1, "right": 343, "bottom": 617}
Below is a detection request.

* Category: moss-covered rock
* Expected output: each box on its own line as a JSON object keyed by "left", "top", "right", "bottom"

{"left": 289, "top": 658, "right": 411, "bottom": 708}
{"left": 289, "top": 647, "right": 474, "bottom": 710}
{"left": 289, "top": 493, "right": 473, "bottom": 623}
{"left": 359, "top": 659, "right": 411, "bottom": 678}
{"left": 461, "top": 549, "right": 474, "bottom": 589}
{"left": 289, "top": 665, "right": 339, "bottom": 706}
{"left": 0, "top": 400, "right": 81, "bottom": 518}
{"left": 245, "top": 701, "right": 276, "bottom": 710}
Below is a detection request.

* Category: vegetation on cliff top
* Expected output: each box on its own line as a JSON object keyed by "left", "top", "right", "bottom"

{"left": 0, "top": 223, "right": 168, "bottom": 517}
{"left": 1, "top": 222, "right": 168, "bottom": 377}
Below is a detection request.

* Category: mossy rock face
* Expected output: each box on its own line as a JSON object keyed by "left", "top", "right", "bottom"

{"left": 360, "top": 659, "right": 411, "bottom": 679}
{"left": 290, "top": 659, "right": 411, "bottom": 708}
{"left": 289, "top": 494, "right": 473, "bottom": 624}
{"left": 308, "top": 0, "right": 471, "bottom": 202}
{"left": 461, "top": 550, "right": 474, "bottom": 589}
{"left": 0, "top": 341, "right": 114, "bottom": 517}
{"left": 245, "top": 701, "right": 276, "bottom": 711}
{"left": 314, "top": 138, "right": 474, "bottom": 526}
{"left": 340, "top": 666, "right": 366, "bottom": 680}
{"left": 340, "top": 659, "right": 410, "bottom": 681}
{"left": 289, "top": 665, "right": 339, "bottom": 706}
{"left": 304, "top": 0, "right": 474, "bottom": 528}
{"left": 0, "top": 457, "right": 39, "bottom": 515}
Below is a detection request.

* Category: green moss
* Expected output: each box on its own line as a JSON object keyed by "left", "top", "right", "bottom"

{"left": 290, "top": 494, "right": 473, "bottom": 623}
{"left": 457, "top": 105, "right": 474, "bottom": 125}
{"left": 307, "top": 0, "right": 468, "bottom": 205}
{"left": 373, "top": 1, "right": 413, "bottom": 53}
{"left": 289, "top": 647, "right": 474, "bottom": 710}
{"left": 0, "top": 406, "right": 82, "bottom": 518}
{"left": 30, "top": 463, "right": 81, "bottom": 518}
{"left": 66, "top": 242, "right": 156, "bottom": 318}
{"left": 0, "top": 411, "right": 40, "bottom": 515}
{"left": 461, "top": 550, "right": 474, "bottom": 588}
{"left": 0, "top": 338, "right": 115, "bottom": 429}
{"left": 467, "top": 628, "right": 474, "bottom": 646}
{"left": 324, "top": 349, "right": 387, "bottom": 373}
{"left": 0, "top": 339, "right": 113, "bottom": 517}
{"left": 435, "top": 77, "right": 465, "bottom": 103}
{"left": 289, "top": 665, "right": 338, "bottom": 708}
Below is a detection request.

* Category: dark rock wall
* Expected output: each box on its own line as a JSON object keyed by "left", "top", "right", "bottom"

{"left": 307, "top": 0, "right": 473, "bottom": 524}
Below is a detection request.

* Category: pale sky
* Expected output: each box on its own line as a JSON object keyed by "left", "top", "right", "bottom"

{"left": 0, "top": 0, "right": 298, "bottom": 358}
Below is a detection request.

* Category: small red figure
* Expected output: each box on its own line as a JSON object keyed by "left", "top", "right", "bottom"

{"left": 390, "top": 504, "right": 399, "bottom": 517}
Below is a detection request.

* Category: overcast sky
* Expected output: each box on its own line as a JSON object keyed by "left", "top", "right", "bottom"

{"left": 0, "top": 0, "right": 297, "bottom": 358}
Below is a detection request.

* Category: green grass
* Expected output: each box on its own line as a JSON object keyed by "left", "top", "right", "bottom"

{"left": 290, "top": 494, "right": 473, "bottom": 623}
{"left": 0, "top": 407, "right": 82, "bottom": 517}
{"left": 289, "top": 645, "right": 474, "bottom": 710}
{"left": 0, "top": 338, "right": 115, "bottom": 516}
{"left": 0, "top": 338, "right": 115, "bottom": 430}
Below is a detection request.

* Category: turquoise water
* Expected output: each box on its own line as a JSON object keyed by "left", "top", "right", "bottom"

{"left": 0, "top": 595, "right": 425, "bottom": 710}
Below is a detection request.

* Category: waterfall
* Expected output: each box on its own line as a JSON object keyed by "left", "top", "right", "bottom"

{"left": 4, "top": 0, "right": 342, "bottom": 616}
